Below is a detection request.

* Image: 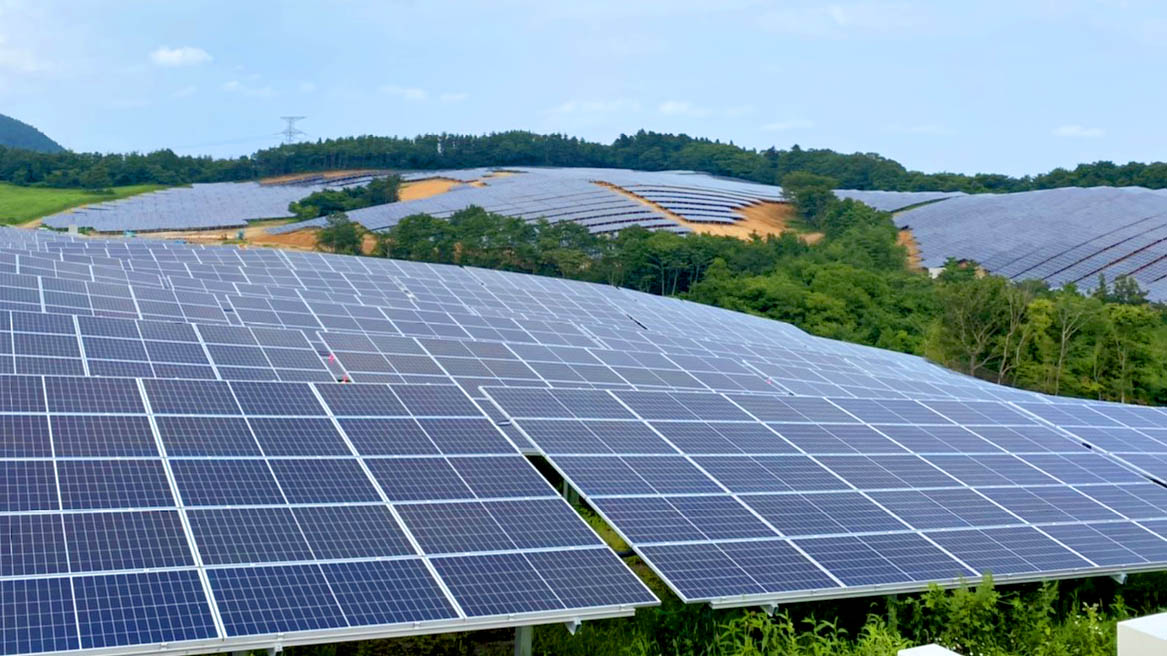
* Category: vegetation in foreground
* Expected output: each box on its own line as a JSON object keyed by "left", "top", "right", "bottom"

{"left": 268, "top": 573, "right": 1167, "bottom": 656}
{"left": 0, "top": 182, "right": 164, "bottom": 224}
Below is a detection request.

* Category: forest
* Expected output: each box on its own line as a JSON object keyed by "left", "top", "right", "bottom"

{"left": 3, "top": 129, "right": 1167, "bottom": 193}
{"left": 313, "top": 175, "right": 1167, "bottom": 406}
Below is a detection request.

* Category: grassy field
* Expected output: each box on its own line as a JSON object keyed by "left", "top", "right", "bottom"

{"left": 0, "top": 183, "right": 166, "bottom": 225}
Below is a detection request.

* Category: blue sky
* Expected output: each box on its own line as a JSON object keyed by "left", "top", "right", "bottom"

{"left": 0, "top": 0, "right": 1161, "bottom": 176}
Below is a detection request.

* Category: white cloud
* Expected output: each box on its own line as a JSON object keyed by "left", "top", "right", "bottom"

{"left": 550, "top": 99, "right": 641, "bottom": 114}
{"left": 171, "top": 85, "right": 197, "bottom": 98}
{"left": 381, "top": 85, "right": 428, "bottom": 101}
{"left": 759, "top": 3, "right": 932, "bottom": 38}
{"left": 222, "top": 79, "right": 274, "bottom": 98}
{"left": 149, "top": 46, "right": 212, "bottom": 67}
{"left": 440, "top": 91, "right": 469, "bottom": 103}
{"left": 1053, "top": 124, "right": 1105, "bottom": 138}
{"left": 762, "top": 119, "right": 814, "bottom": 131}
{"left": 658, "top": 100, "right": 711, "bottom": 118}
{"left": 298, "top": 81, "right": 317, "bottom": 93}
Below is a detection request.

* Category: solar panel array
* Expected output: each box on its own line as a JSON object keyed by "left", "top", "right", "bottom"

{"left": 486, "top": 387, "right": 1167, "bottom": 605}
{"left": 894, "top": 186, "right": 1167, "bottom": 301}
{"left": 271, "top": 167, "right": 785, "bottom": 236}
{"left": 41, "top": 181, "right": 348, "bottom": 233}
{"left": 1, "top": 222, "right": 1167, "bottom": 653}
{"left": 833, "top": 190, "right": 966, "bottom": 212}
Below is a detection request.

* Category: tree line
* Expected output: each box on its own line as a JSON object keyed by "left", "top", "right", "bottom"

{"left": 288, "top": 175, "right": 401, "bottom": 220}
{"left": 5, "top": 129, "right": 1167, "bottom": 193}
{"left": 314, "top": 179, "right": 1167, "bottom": 405}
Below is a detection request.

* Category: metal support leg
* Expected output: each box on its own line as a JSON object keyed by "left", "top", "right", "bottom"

{"left": 515, "top": 625, "right": 533, "bottom": 656}
{"left": 561, "top": 481, "right": 579, "bottom": 506}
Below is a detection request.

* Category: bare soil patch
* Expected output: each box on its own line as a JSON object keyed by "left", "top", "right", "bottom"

{"left": 898, "top": 228, "right": 924, "bottom": 270}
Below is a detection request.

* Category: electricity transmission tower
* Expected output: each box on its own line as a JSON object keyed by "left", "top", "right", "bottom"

{"left": 279, "top": 116, "right": 307, "bottom": 145}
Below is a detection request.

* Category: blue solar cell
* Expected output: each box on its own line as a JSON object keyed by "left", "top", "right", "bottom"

{"left": 230, "top": 381, "right": 324, "bottom": 416}
{"left": 717, "top": 540, "right": 839, "bottom": 593}
{"left": 925, "top": 455, "right": 1058, "bottom": 487}
{"left": 45, "top": 377, "right": 143, "bottom": 413}
{"left": 394, "top": 385, "right": 482, "bottom": 416}
{"left": 637, "top": 543, "right": 762, "bottom": 600}
{"left": 170, "top": 459, "right": 283, "bottom": 506}
{"left": 73, "top": 570, "right": 217, "bottom": 648}
{"left": 449, "top": 456, "right": 555, "bottom": 499}
{"left": 691, "top": 456, "right": 795, "bottom": 493}
{"left": 0, "top": 416, "right": 50, "bottom": 457}
{"left": 1041, "top": 522, "right": 1167, "bottom": 566}
{"left": 209, "top": 564, "right": 347, "bottom": 636}
{"left": 340, "top": 417, "right": 438, "bottom": 455}
{"left": 155, "top": 416, "right": 261, "bottom": 456}
{"left": 979, "top": 486, "right": 1121, "bottom": 523}
{"left": 0, "top": 514, "right": 68, "bottom": 576}
{"left": 487, "top": 388, "right": 570, "bottom": 418}
{"left": 517, "top": 419, "right": 612, "bottom": 454}
{"left": 57, "top": 460, "right": 173, "bottom": 510}
{"left": 744, "top": 492, "right": 904, "bottom": 536}
{"left": 622, "top": 456, "right": 721, "bottom": 494}
{"left": 143, "top": 379, "right": 240, "bottom": 415}
{"left": 397, "top": 501, "right": 515, "bottom": 553}
{"left": 484, "top": 499, "right": 604, "bottom": 548}
{"left": 322, "top": 560, "right": 457, "bottom": 626}
{"left": 431, "top": 553, "right": 563, "bottom": 616}
{"left": 591, "top": 497, "right": 706, "bottom": 543}
{"left": 365, "top": 458, "right": 474, "bottom": 501}
{"left": 0, "top": 376, "right": 45, "bottom": 412}
{"left": 526, "top": 548, "right": 657, "bottom": 608}
{"left": 793, "top": 536, "right": 909, "bottom": 586}
{"left": 293, "top": 505, "right": 414, "bottom": 559}
{"left": 316, "top": 383, "right": 407, "bottom": 416}
{"left": 269, "top": 458, "right": 381, "bottom": 503}
{"left": 65, "top": 511, "right": 192, "bottom": 572}
{"left": 869, "top": 488, "right": 1017, "bottom": 530}
{"left": 248, "top": 417, "right": 350, "bottom": 456}
{"left": 1077, "top": 483, "right": 1167, "bottom": 519}
{"left": 50, "top": 416, "right": 157, "bottom": 457}
{"left": 417, "top": 418, "right": 514, "bottom": 454}
{"left": 0, "top": 461, "right": 58, "bottom": 511}
{"left": 187, "top": 507, "right": 313, "bottom": 565}
{"left": 861, "top": 533, "right": 973, "bottom": 581}
{"left": 667, "top": 495, "right": 777, "bottom": 540}
{"left": 586, "top": 421, "right": 675, "bottom": 454}
{"left": 0, "top": 578, "right": 78, "bottom": 655}
{"left": 927, "top": 527, "right": 1091, "bottom": 575}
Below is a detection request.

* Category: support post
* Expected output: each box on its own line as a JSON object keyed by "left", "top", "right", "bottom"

{"left": 514, "top": 625, "right": 533, "bottom": 656}
{"left": 561, "top": 481, "right": 579, "bottom": 506}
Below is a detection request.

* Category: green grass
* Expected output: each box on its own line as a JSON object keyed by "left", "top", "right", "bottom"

{"left": 0, "top": 183, "right": 167, "bottom": 225}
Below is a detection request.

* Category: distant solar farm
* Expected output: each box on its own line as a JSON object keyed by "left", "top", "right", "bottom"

{"left": 38, "top": 166, "right": 1167, "bottom": 301}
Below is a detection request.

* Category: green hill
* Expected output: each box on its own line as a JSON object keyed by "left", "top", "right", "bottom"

{"left": 0, "top": 113, "right": 64, "bottom": 153}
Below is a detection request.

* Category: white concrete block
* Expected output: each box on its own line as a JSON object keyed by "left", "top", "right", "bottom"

{"left": 1119, "top": 612, "right": 1167, "bottom": 656}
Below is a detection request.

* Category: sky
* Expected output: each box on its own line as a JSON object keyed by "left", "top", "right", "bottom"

{"left": 0, "top": 0, "right": 1162, "bottom": 176}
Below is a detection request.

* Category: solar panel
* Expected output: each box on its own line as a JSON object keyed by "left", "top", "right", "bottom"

{"left": 2, "top": 220, "right": 1167, "bottom": 651}
{"left": 0, "top": 374, "right": 655, "bottom": 655}
{"left": 488, "top": 386, "right": 1167, "bottom": 606}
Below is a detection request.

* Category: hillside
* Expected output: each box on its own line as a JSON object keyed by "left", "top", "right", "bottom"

{"left": 0, "top": 113, "right": 64, "bottom": 153}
